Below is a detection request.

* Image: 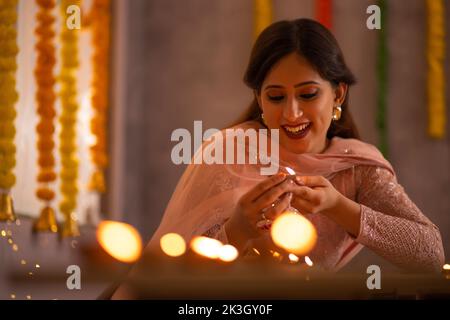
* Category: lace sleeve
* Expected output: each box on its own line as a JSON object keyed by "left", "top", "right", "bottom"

{"left": 202, "top": 223, "right": 229, "bottom": 244}
{"left": 355, "top": 166, "right": 445, "bottom": 272}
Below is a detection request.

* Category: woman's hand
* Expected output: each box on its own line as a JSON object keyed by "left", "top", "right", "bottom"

{"left": 292, "top": 175, "right": 361, "bottom": 237}
{"left": 224, "top": 172, "right": 296, "bottom": 249}
{"left": 290, "top": 176, "right": 341, "bottom": 215}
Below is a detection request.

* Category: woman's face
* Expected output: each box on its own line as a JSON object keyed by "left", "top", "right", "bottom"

{"left": 257, "top": 52, "right": 347, "bottom": 154}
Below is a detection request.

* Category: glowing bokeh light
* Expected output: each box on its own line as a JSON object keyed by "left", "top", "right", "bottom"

{"left": 288, "top": 253, "right": 299, "bottom": 263}
{"left": 218, "top": 244, "right": 238, "bottom": 262}
{"left": 270, "top": 211, "right": 317, "bottom": 255}
{"left": 270, "top": 250, "right": 282, "bottom": 260}
{"left": 160, "top": 233, "right": 186, "bottom": 257}
{"left": 304, "top": 255, "right": 313, "bottom": 267}
{"left": 190, "top": 236, "right": 223, "bottom": 259}
{"left": 97, "top": 221, "right": 143, "bottom": 263}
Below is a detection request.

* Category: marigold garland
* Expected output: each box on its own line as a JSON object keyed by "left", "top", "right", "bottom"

{"left": 32, "top": 0, "right": 59, "bottom": 232}
{"left": 58, "top": 0, "right": 81, "bottom": 237}
{"left": 254, "top": 0, "right": 272, "bottom": 40}
{"left": 426, "top": 0, "right": 446, "bottom": 139}
{"left": 0, "top": 0, "right": 19, "bottom": 222}
{"left": 87, "top": 0, "right": 111, "bottom": 193}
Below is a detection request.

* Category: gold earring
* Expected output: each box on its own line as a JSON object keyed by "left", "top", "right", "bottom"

{"left": 332, "top": 105, "right": 342, "bottom": 121}
{"left": 261, "top": 113, "right": 268, "bottom": 126}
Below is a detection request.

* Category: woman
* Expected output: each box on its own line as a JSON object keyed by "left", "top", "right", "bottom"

{"left": 147, "top": 18, "right": 444, "bottom": 272}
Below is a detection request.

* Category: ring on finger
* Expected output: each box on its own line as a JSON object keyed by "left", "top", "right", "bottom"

{"left": 257, "top": 210, "right": 273, "bottom": 229}
{"left": 256, "top": 219, "right": 272, "bottom": 229}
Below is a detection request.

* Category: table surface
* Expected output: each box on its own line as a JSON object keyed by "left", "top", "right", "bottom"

{"left": 3, "top": 217, "right": 449, "bottom": 300}
{"left": 123, "top": 254, "right": 450, "bottom": 299}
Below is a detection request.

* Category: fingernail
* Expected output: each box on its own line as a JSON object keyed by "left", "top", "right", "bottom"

{"left": 296, "top": 177, "right": 305, "bottom": 185}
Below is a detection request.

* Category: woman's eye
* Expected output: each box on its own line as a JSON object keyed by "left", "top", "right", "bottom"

{"left": 299, "top": 92, "right": 317, "bottom": 100}
{"left": 268, "top": 95, "right": 284, "bottom": 102}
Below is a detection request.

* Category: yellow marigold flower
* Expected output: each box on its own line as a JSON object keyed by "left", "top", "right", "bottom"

{"left": 0, "top": 139, "right": 15, "bottom": 153}
{"left": 38, "top": 154, "right": 55, "bottom": 167}
{"left": 61, "top": 156, "right": 78, "bottom": 168}
{"left": 0, "top": 11, "right": 17, "bottom": 25}
{"left": 0, "top": 106, "right": 16, "bottom": 120}
{"left": 59, "top": 199, "right": 76, "bottom": 215}
{"left": 0, "top": 122, "right": 15, "bottom": 139}
{"left": 0, "top": 88, "right": 18, "bottom": 106}
{"left": 61, "top": 183, "right": 78, "bottom": 196}
{"left": 37, "top": 170, "right": 56, "bottom": 183}
{"left": 36, "top": 188, "right": 55, "bottom": 201}
{"left": 0, "top": 154, "right": 15, "bottom": 171}
{"left": 0, "top": 25, "right": 17, "bottom": 40}
{"left": 36, "top": 120, "right": 55, "bottom": 135}
{"left": 37, "top": 138, "right": 55, "bottom": 152}
{"left": 61, "top": 167, "right": 78, "bottom": 181}
{"left": 0, "top": 171, "right": 15, "bottom": 189}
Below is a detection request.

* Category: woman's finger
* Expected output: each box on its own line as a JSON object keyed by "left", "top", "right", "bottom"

{"left": 291, "top": 186, "right": 318, "bottom": 203}
{"left": 296, "top": 175, "right": 329, "bottom": 188}
{"left": 253, "top": 178, "right": 296, "bottom": 211}
{"left": 242, "top": 172, "right": 287, "bottom": 203}
{"left": 291, "top": 197, "right": 315, "bottom": 215}
{"left": 264, "top": 192, "right": 293, "bottom": 220}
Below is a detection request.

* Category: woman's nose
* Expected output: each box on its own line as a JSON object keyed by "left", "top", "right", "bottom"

{"left": 282, "top": 98, "right": 303, "bottom": 121}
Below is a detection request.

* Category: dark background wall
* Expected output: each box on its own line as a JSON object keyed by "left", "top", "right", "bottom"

{"left": 114, "top": 0, "right": 450, "bottom": 268}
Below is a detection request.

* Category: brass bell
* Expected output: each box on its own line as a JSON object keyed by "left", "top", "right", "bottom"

{"left": 88, "top": 170, "right": 106, "bottom": 193}
{"left": 0, "top": 192, "right": 16, "bottom": 222}
{"left": 60, "top": 212, "right": 80, "bottom": 238}
{"left": 33, "top": 206, "right": 58, "bottom": 233}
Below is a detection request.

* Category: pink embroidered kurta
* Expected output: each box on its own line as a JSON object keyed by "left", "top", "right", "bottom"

{"left": 147, "top": 121, "right": 445, "bottom": 272}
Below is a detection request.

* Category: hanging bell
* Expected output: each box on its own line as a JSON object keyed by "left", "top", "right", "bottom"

{"left": 33, "top": 206, "right": 58, "bottom": 233}
{"left": 0, "top": 192, "right": 16, "bottom": 222}
{"left": 60, "top": 212, "right": 80, "bottom": 238}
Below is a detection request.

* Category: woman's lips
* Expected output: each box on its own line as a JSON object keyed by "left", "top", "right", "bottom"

{"left": 281, "top": 122, "right": 312, "bottom": 140}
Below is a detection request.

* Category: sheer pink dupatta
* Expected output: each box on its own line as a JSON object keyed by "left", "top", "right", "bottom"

{"left": 146, "top": 121, "right": 394, "bottom": 270}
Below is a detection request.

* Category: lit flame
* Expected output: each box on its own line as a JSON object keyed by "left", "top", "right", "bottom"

{"left": 270, "top": 211, "right": 317, "bottom": 255}
{"left": 304, "top": 255, "right": 313, "bottom": 267}
{"left": 97, "top": 221, "right": 143, "bottom": 263}
{"left": 288, "top": 253, "right": 299, "bottom": 263}
{"left": 160, "top": 233, "right": 186, "bottom": 257}
{"left": 190, "top": 236, "right": 223, "bottom": 259}
{"left": 285, "top": 167, "right": 295, "bottom": 175}
{"left": 218, "top": 244, "right": 239, "bottom": 262}
{"left": 443, "top": 264, "right": 450, "bottom": 271}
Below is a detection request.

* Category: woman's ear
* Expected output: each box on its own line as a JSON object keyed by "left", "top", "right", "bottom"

{"left": 334, "top": 83, "right": 348, "bottom": 105}
{"left": 254, "top": 90, "right": 262, "bottom": 110}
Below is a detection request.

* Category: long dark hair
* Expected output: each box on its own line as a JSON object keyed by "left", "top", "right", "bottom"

{"left": 239, "top": 18, "right": 360, "bottom": 140}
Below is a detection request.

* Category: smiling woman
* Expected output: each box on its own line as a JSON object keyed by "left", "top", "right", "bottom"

{"left": 140, "top": 18, "right": 444, "bottom": 273}
{"left": 243, "top": 18, "right": 359, "bottom": 153}
{"left": 111, "top": 19, "right": 445, "bottom": 300}
{"left": 256, "top": 53, "right": 347, "bottom": 154}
